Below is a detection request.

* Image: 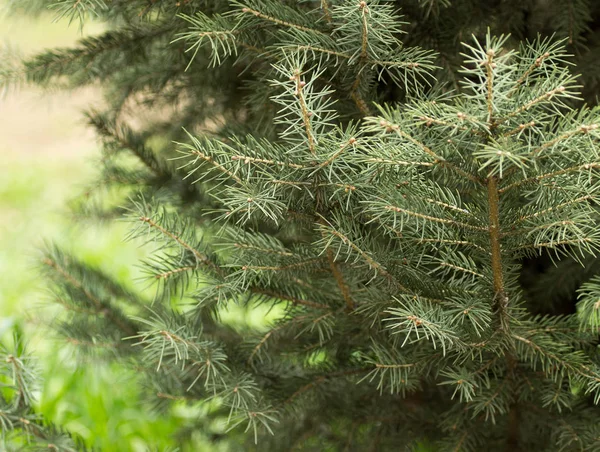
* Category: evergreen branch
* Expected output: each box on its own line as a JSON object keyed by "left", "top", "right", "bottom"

{"left": 241, "top": 257, "right": 324, "bottom": 272}
{"left": 316, "top": 212, "right": 355, "bottom": 311}
{"left": 271, "top": 53, "right": 337, "bottom": 153}
{"left": 248, "top": 288, "right": 330, "bottom": 310}
{"left": 88, "top": 112, "right": 172, "bottom": 180}
{"left": 176, "top": 132, "right": 246, "bottom": 186}
{"left": 512, "top": 333, "right": 600, "bottom": 385}
{"left": 358, "top": 348, "right": 446, "bottom": 395}
{"left": 268, "top": 179, "right": 356, "bottom": 193}
{"left": 185, "top": 148, "right": 243, "bottom": 184}
{"left": 508, "top": 52, "right": 551, "bottom": 98}
{"left": 49, "top": 0, "right": 107, "bottom": 28}
{"left": 371, "top": 58, "right": 426, "bottom": 69}
{"left": 516, "top": 195, "right": 592, "bottom": 222}
{"left": 503, "top": 121, "right": 536, "bottom": 137}
{"left": 290, "top": 68, "right": 356, "bottom": 311}
{"left": 233, "top": 243, "right": 294, "bottom": 257}
{"left": 478, "top": 378, "right": 510, "bottom": 416}
{"left": 395, "top": 129, "right": 441, "bottom": 161}
{"left": 22, "top": 25, "right": 173, "bottom": 87}
{"left": 315, "top": 137, "right": 357, "bottom": 170}
{"left": 154, "top": 266, "right": 196, "bottom": 280}
{"left": 230, "top": 155, "right": 306, "bottom": 169}
{"left": 138, "top": 215, "right": 222, "bottom": 275}
{"left": 292, "top": 45, "right": 350, "bottom": 60}
{"left": 173, "top": 12, "right": 238, "bottom": 68}
{"left": 5, "top": 354, "right": 29, "bottom": 409}
{"left": 424, "top": 198, "right": 474, "bottom": 216}
{"left": 283, "top": 368, "right": 369, "bottom": 406}
{"left": 384, "top": 301, "right": 461, "bottom": 354}
{"left": 293, "top": 70, "right": 316, "bottom": 154}
{"left": 529, "top": 124, "right": 599, "bottom": 158}
{"left": 289, "top": 45, "right": 431, "bottom": 84}
{"left": 413, "top": 238, "right": 487, "bottom": 253}
{"left": 514, "top": 237, "right": 597, "bottom": 252}
{"left": 0, "top": 338, "right": 87, "bottom": 449}
{"left": 223, "top": 228, "right": 296, "bottom": 259}
{"left": 131, "top": 313, "right": 230, "bottom": 391}
{"left": 373, "top": 362, "right": 416, "bottom": 369}
{"left": 414, "top": 114, "right": 485, "bottom": 136}
{"left": 380, "top": 121, "right": 482, "bottom": 183}
{"left": 451, "top": 431, "right": 469, "bottom": 452}
{"left": 247, "top": 328, "right": 278, "bottom": 365}
{"left": 436, "top": 262, "right": 485, "bottom": 279}
{"left": 238, "top": 5, "right": 324, "bottom": 35}
{"left": 324, "top": 227, "right": 408, "bottom": 291}
{"left": 284, "top": 376, "right": 326, "bottom": 405}
{"left": 504, "top": 85, "right": 568, "bottom": 119}
{"left": 504, "top": 219, "right": 580, "bottom": 237}
{"left": 576, "top": 278, "right": 600, "bottom": 333}
{"left": 52, "top": 296, "right": 106, "bottom": 316}
{"left": 525, "top": 403, "right": 584, "bottom": 449}
{"left": 499, "top": 163, "right": 600, "bottom": 193}
{"left": 416, "top": 115, "right": 452, "bottom": 128}
{"left": 42, "top": 257, "right": 137, "bottom": 337}
{"left": 383, "top": 205, "right": 486, "bottom": 231}
{"left": 362, "top": 157, "right": 434, "bottom": 167}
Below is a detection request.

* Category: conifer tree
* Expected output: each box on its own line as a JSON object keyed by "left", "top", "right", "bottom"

{"left": 5, "top": 0, "right": 600, "bottom": 450}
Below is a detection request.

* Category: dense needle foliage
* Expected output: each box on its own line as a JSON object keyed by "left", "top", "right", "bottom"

{"left": 5, "top": 0, "right": 600, "bottom": 450}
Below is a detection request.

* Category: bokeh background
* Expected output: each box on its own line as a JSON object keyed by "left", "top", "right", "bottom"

{"left": 0, "top": 5, "right": 196, "bottom": 450}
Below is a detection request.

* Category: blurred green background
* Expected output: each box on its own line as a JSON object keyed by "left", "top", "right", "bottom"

{"left": 0, "top": 5, "right": 197, "bottom": 450}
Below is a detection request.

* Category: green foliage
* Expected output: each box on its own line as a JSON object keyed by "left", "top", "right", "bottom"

{"left": 0, "top": 332, "right": 86, "bottom": 450}
{"left": 7, "top": 0, "right": 600, "bottom": 451}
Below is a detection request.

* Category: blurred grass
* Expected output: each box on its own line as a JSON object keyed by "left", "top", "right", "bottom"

{"left": 0, "top": 6, "right": 199, "bottom": 451}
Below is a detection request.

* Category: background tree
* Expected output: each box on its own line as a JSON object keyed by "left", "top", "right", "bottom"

{"left": 4, "top": 0, "right": 600, "bottom": 450}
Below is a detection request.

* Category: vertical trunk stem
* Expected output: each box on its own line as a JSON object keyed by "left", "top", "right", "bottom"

{"left": 487, "top": 176, "right": 509, "bottom": 328}
{"left": 487, "top": 175, "right": 519, "bottom": 448}
{"left": 487, "top": 176, "right": 504, "bottom": 297}
{"left": 484, "top": 47, "right": 519, "bottom": 449}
